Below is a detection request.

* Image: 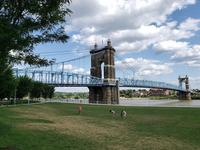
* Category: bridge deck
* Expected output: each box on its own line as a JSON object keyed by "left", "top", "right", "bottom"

{"left": 13, "top": 69, "right": 186, "bottom": 92}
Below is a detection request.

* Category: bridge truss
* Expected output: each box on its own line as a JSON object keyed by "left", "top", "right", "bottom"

{"left": 13, "top": 68, "right": 186, "bottom": 92}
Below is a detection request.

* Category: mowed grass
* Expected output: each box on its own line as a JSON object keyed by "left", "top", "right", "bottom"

{"left": 0, "top": 103, "right": 200, "bottom": 150}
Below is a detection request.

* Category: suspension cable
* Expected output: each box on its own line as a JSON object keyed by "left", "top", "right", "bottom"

{"left": 115, "top": 54, "right": 135, "bottom": 79}
{"left": 25, "top": 54, "right": 90, "bottom": 70}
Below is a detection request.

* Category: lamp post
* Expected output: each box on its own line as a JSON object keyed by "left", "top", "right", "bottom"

{"left": 14, "top": 87, "right": 17, "bottom": 105}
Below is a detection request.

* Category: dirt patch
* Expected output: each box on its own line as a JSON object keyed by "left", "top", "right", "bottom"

{"left": 19, "top": 116, "right": 125, "bottom": 139}
{"left": 12, "top": 105, "right": 134, "bottom": 149}
{"left": 13, "top": 107, "right": 127, "bottom": 141}
{"left": 12, "top": 105, "right": 56, "bottom": 118}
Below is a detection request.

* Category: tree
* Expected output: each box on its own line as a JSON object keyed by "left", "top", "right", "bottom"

{"left": 48, "top": 86, "right": 55, "bottom": 99}
{"left": 0, "top": 67, "right": 17, "bottom": 100}
{"left": 16, "top": 76, "right": 33, "bottom": 99}
{"left": 42, "top": 84, "right": 55, "bottom": 99}
{"left": 30, "top": 81, "right": 43, "bottom": 99}
{"left": 0, "top": 0, "right": 72, "bottom": 71}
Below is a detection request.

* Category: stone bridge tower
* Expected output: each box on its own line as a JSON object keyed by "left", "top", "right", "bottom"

{"left": 89, "top": 40, "right": 119, "bottom": 104}
{"left": 178, "top": 75, "right": 191, "bottom": 100}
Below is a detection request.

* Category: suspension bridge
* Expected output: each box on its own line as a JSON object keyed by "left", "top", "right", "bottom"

{"left": 14, "top": 69, "right": 185, "bottom": 91}
{"left": 13, "top": 40, "right": 191, "bottom": 104}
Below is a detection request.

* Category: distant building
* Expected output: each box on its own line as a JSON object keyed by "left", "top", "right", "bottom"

{"left": 138, "top": 89, "right": 148, "bottom": 97}
{"left": 148, "top": 89, "right": 173, "bottom": 96}
{"left": 120, "top": 89, "right": 174, "bottom": 98}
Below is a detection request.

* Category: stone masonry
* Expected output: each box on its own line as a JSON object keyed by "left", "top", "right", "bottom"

{"left": 88, "top": 40, "right": 119, "bottom": 104}
{"left": 178, "top": 75, "right": 191, "bottom": 100}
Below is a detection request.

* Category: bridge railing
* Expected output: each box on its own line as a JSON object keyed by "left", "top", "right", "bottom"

{"left": 13, "top": 69, "right": 103, "bottom": 87}
{"left": 118, "top": 78, "right": 186, "bottom": 92}
{"left": 13, "top": 69, "right": 186, "bottom": 91}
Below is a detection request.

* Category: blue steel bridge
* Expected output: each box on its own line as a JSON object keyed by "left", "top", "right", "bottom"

{"left": 13, "top": 67, "right": 185, "bottom": 92}
{"left": 13, "top": 40, "right": 190, "bottom": 103}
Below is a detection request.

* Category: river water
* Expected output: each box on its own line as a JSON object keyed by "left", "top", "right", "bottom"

{"left": 46, "top": 98, "right": 200, "bottom": 108}
{"left": 119, "top": 99, "right": 200, "bottom": 108}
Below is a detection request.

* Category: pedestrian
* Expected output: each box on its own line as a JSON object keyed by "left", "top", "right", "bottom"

{"left": 121, "top": 110, "right": 127, "bottom": 119}
{"left": 78, "top": 105, "right": 82, "bottom": 115}
{"left": 109, "top": 109, "right": 116, "bottom": 117}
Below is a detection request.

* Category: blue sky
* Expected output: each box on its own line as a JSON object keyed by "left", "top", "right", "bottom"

{"left": 34, "top": 0, "right": 200, "bottom": 91}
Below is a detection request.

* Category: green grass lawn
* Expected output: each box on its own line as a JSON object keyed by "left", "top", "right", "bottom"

{"left": 0, "top": 103, "right": 200, "bottom": 150}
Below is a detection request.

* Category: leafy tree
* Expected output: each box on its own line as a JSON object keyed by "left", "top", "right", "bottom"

{"left": 30, "top": 81, "right": 43, "bottom": 99}
{"left": 0, "top": 0, "right": 72, "bottom": 71}
{"left": 30, "top": 81, "right": 54, "bottom": 99}
{"left": 42, "top": 84, "right": 49, "bottom": 99}
{"left": 0, "top": 67, "right": 17, "bottom": 100}
{"left": 16, "top": 76, "right": 33, "bottom": 99}
{"left": 48, "top": 86, "right": 55, "bottom": 99}
{"left": 126, "top": 90, "right": 133, "bottom": 98}
{"left": 0, "top": 0, "right": 71, "bottom": 101}
{"left": 42, "top": 84, "right": 55, "bottom": 99}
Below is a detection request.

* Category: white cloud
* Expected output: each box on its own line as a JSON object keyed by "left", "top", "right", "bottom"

{"left": 115, "top": 57, "right": 173, "bottom": 76}
{"left": 9, "top": 50, "right": 21, "bottom": 57}
{"left": 154, "top": 40, "right": 189, "bottom": 52}
{"left": 73, "top": 68, "right": 85, "bottom": 74}
{"left": 67, "top": 0, "right": 197, "bottom": 48}
{"left": 68, "top": 0, "right": 196, "bottom": 32}
{"left": 62, "top": 64, "right": 89, "bottom": 74}
{"left": 171, "top": 44, "right": 200, "bottom": 67}
{"left": 63, "top": 64, "right": 73, "bottom": 70}
{"left": 151, "top": 18, "right": 200, "bottom": 67}
{"left": 153, "top": 40, "right": 200, "bottom": 68}
{"left": 115, "top": 41, "right": 148, "bottom": 53}
{"left": 179, "top": 17, "right": 200, "bottom": 31}
{"left": 65, "top": 0, "right": 200, "bottom": 69}
{"left": 189, "top": 77, "right": 200, "bottom": 89}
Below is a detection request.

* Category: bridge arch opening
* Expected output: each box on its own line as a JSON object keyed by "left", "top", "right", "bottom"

{"left": 101, "top": 62, "right": 104, "bottom": 79}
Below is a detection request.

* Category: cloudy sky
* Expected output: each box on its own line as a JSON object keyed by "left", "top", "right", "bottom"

{"left": 35, "top": 0, "right": 200, "bottom": 90}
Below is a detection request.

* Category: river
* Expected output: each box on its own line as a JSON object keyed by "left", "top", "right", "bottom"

{"left": 46, "top": 98, "right": 200, "bottom": 108}
{"left": 119, "top": 99, "right": 200, "bottom": 107}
